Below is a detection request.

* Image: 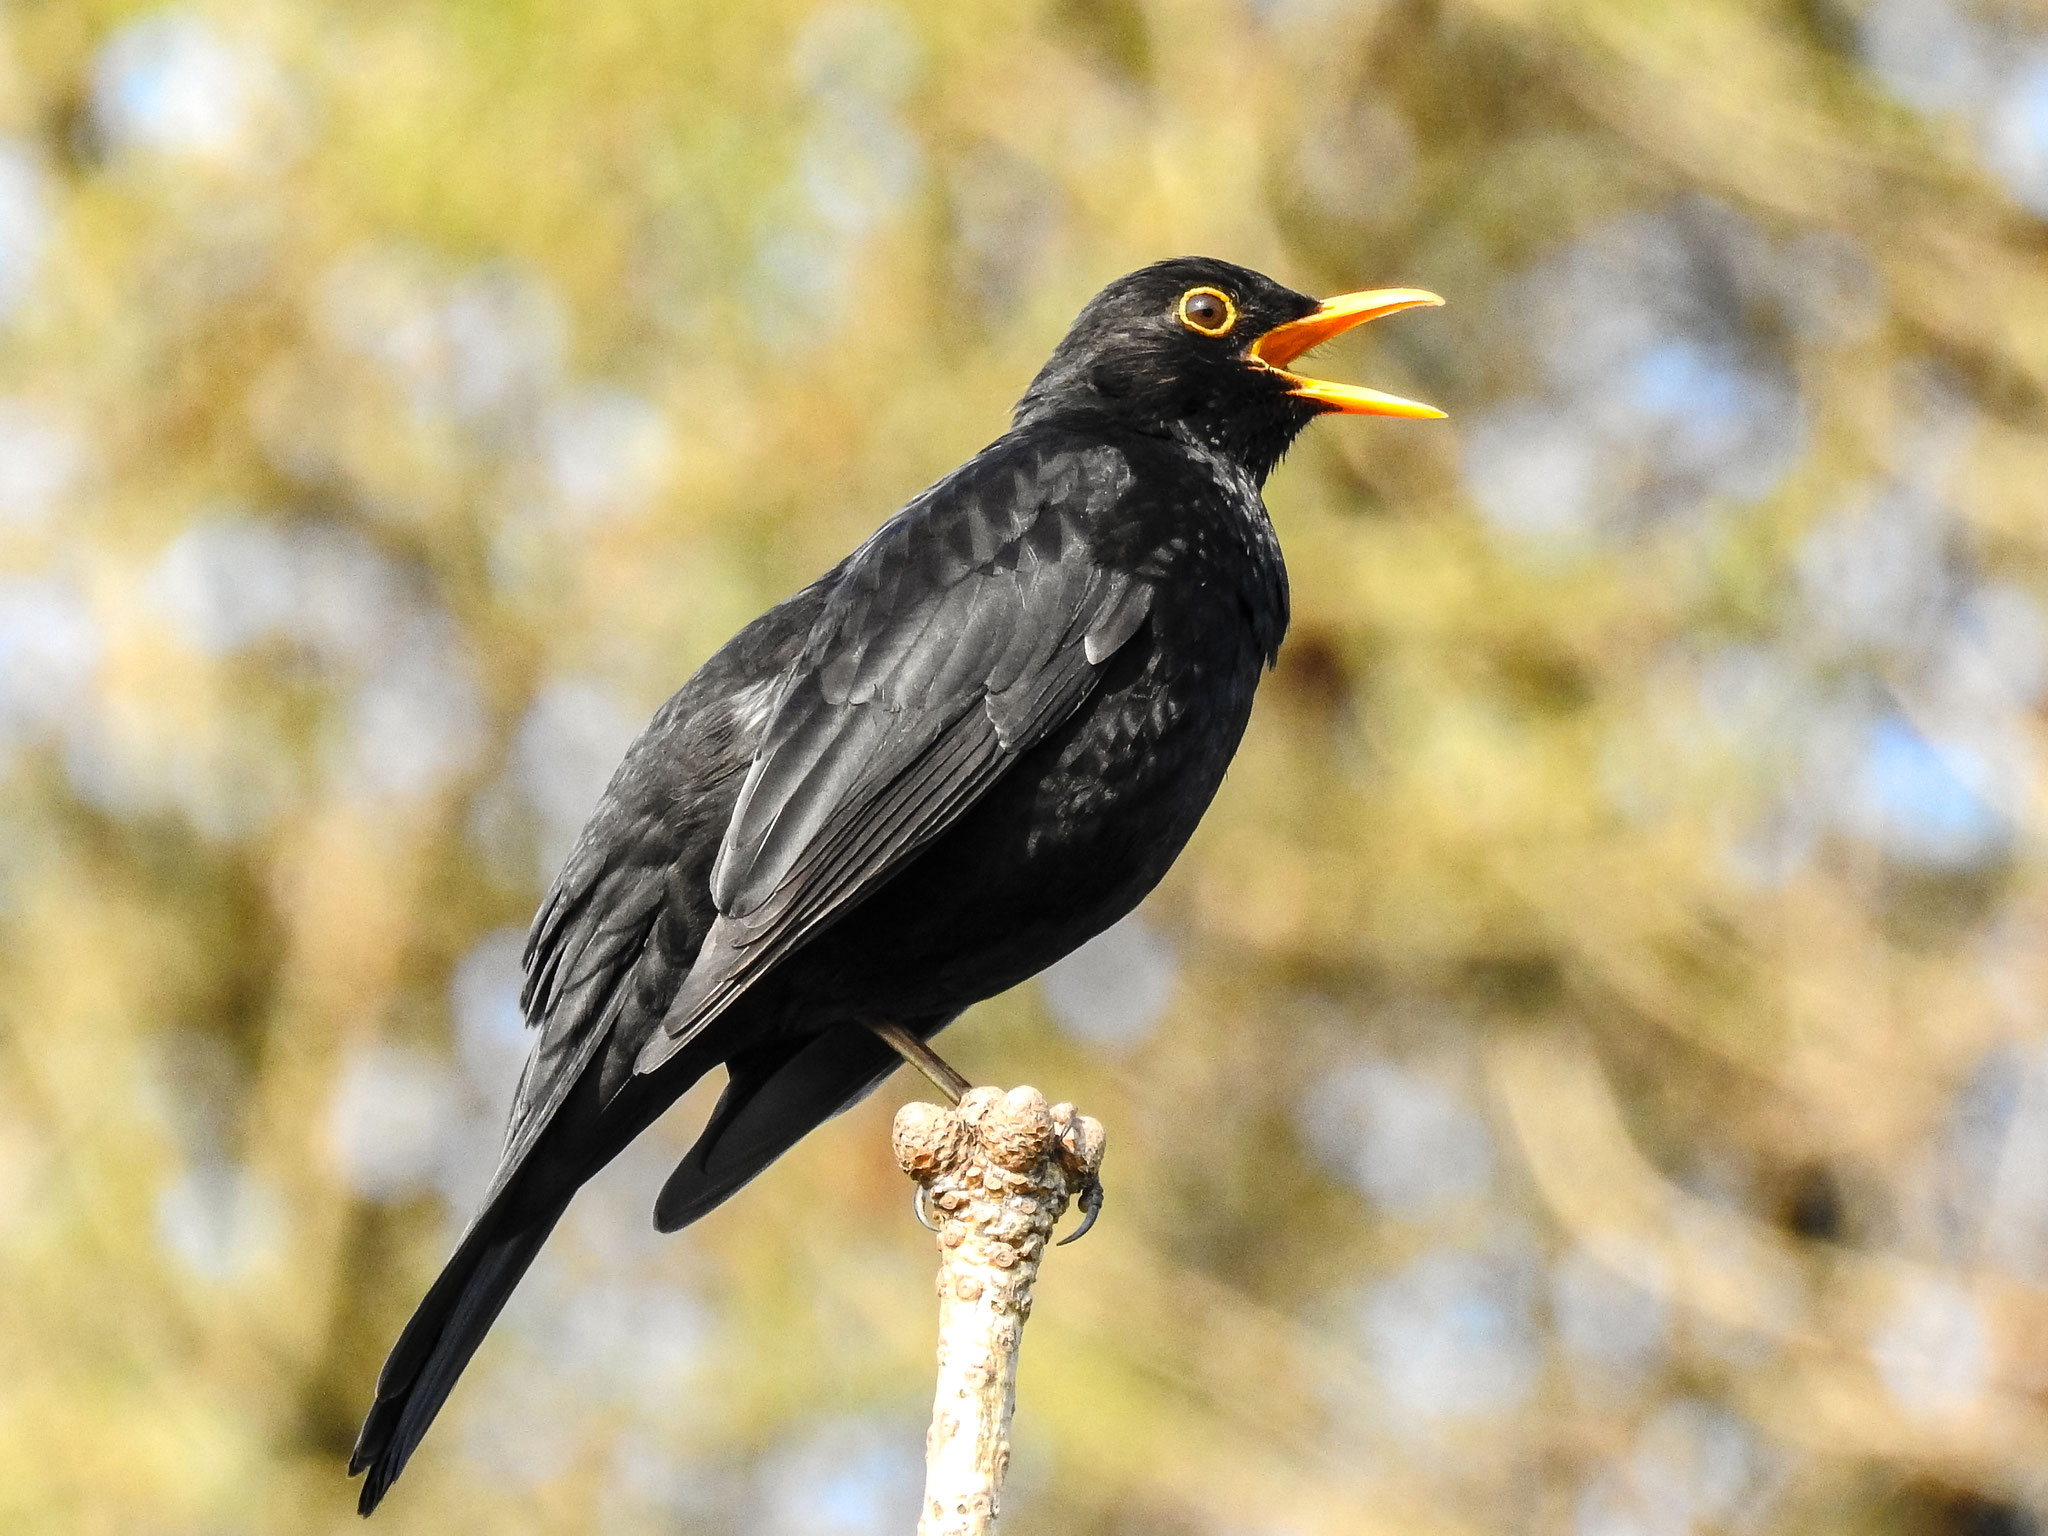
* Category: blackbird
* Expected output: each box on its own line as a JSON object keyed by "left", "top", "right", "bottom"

{"left": 350, "top": 256, "right": 1442, "bottom": 1513}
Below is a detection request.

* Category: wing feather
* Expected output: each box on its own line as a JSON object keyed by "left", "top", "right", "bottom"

{"left": 635, "top": 440, "right": 1145, "bottom": 1075}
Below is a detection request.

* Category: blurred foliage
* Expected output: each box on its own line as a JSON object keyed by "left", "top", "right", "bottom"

{"left": 7, "top": 0, "right": 2048, "bottom": 1532}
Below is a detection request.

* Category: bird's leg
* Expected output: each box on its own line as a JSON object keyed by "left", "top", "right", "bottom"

{"left": 866, "top": 1020, "right": 971, "bottom": 1105}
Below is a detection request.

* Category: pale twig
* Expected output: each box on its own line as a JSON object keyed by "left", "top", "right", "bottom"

{"left": 892, "top": 1086, "right": 1106, "bottom": 1536}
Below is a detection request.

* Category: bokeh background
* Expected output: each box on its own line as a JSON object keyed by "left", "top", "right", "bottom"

{"left": 8, "top": 0, "right": 2048, "bottom": 1531}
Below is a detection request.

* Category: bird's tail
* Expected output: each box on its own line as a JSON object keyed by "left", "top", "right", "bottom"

{"left": 349, "top": 1190, "right": 570, "bottom": 1516}
{"left": 653, "top": 1018, "right": 943, "bottom": 1232}
{"left": 349, "top": 1019, "right": 946, "bottom": 1512}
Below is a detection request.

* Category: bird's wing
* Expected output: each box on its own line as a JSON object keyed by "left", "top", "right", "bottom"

{"left": 486, "top": 780, "right": 709, "bottom": 1200}
{"left": 635, "top": 441, "right": 1149, "bottom": 1074}
{"left": 488, "top": 604, "right": 816, "bottom": 1185}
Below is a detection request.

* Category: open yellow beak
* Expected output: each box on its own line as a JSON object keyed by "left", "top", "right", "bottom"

{"left": 1249, "top": 288, "right": 1446, "bottom": 419}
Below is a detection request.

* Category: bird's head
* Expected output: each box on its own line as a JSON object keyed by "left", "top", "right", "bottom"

{"left": 1014, "top": 257, "right": 1444, "bottom": 483}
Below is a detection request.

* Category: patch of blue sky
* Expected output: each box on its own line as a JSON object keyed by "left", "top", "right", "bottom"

{"left": 1465, "top": 202, "right": 1806, "bottom": 550}
{"left": 450, "top": 927, "right": 532, "bottom": 1104}
{"left": 91, "top": 10, "right": 297, "bottom": 172}
{"left": 552, "top": 1281, "right": 712, "bottom": 1410}
{"left": 329, "top": 614, "right": 486, "bottom": 804}
{"left": 1460, "top": 402, "right": 1607, "bottom": 547}
{"left": 1551, "top": 1241, "right": 1670, "bottom": 1394}
{"left": 326, "top": 1043, "right": 456, "bottom": 1202}
{"left": 1796, "top": 487, "right": 1957, "bottom": 659}
{"left": 1857, "top": 0, "right": 1998, "bottom": 115}
{"left": 1848, "top": 713, "right": 2011, "bottom": 869}
{"left": 1627, "top": 339, "right": 1746, "bottom": 426}
{"left": 1870, "top": 1274, "right": 1989, "bottom": 1420}
{"left": 1965, "top": 1039, "right": 2048, "bottom": 1282}
{"left": 150, "top": 514, "right": 297, "bottom": 656}
{"left": 799, "top": 105, "right": 921, "bottom": 238}
{"left": 1576, "top": 1400, "right": 1777, "bottom": 1536}
{"left": 1299, "top": 1056, "right": 1495, "bottom": 1216}
{"left": 1946, "top": 582, "right": 2048, "bottom": 709}
{"left": 539, "top": 383, "right": 673, "bottom": 526}
{"left": 154, "top": 1160, "right": 285, "bottom": 1284}
{"left": 1613, "top": 340, "right": 1804, "bottom": 506}
{"left": 1037, "top": 911, "right": 1178, "bottom": 1055}
{"left": 321, "top": 248, "right": 567, "bottom": 432}
{"left": 0, "top": 576, "right": 100, "bottom": 757}
{"left": 1360, "top": 1244, "right": 1542, "bottom": 1421}
{"left": 1985, "top": 53, "right": 2048, "bottom": 219}
{"left": 791, "top": 4, "right": 923, "bottom": 111}
{"left": 750, "top": 5, "right": 923, "bottom": 346}
{"left": 150, "top": 513, "right": 406, "bottom": 666}
{"left": 752, "top": 1413, "right": 925, "bottom": 1536}
{"left": 513, "top": 677, "right": 644, "bottom": 878}
{"left": 0, "top": 143, "right": 52, "bottom": 322}
{"left": 0, "top": 400, "right": 84, "bottom": 528}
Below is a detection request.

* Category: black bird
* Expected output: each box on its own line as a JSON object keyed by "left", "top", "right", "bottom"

{"left": 350, "top": 256, "right": 1442, "bottom": 1513}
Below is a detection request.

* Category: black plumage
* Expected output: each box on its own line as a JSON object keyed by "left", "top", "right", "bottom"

{"left": 350, "top": 256, "right": 1441, "bottom": 1513}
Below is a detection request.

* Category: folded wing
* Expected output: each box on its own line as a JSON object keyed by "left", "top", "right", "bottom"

{"left": 636, "top": 442, "right": 1149, "bottom": 1074}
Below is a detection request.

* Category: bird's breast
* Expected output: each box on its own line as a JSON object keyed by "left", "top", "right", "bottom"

{"left": 1037, "top": 585, "right": 1262, "bottom": 837}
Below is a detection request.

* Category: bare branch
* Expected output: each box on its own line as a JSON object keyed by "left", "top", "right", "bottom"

{"left": 893, "top": 1086, "right": 1106, "bottom": 1536}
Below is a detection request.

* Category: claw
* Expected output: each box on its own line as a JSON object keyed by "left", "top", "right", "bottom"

{"left": 913, "top": 1183, "right": 942, "bottom": 1233}
{"left": 1056, "top": 1176, "right": 1103, "bottom": 1246}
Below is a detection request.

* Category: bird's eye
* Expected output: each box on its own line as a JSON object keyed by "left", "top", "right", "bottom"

{"left": 1177, "top": 287, "right": 1237, "bottom": 337}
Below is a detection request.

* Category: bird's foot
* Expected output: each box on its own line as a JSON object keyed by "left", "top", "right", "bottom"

{"left": 913, "top": 1181, "right": 943, "bottom": 1233}
{"left": 1057, "top": 1172, "right": 1104, "bottom": 1246}
{"left": 892, "top": 1088, "right": 1107, "bottom": 1247}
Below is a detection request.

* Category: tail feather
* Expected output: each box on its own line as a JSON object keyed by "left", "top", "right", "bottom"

{"left": 350, "top": 1201, "right": 567, "bottom": 1516}
{"left": 351, "top": 1030, "right": 727, "bottom": 1514}
{"left": 654, "top": 1020, "right": 926, "bottom": 1232}
{"left": 349, "top": 1018, "right": 925, "bottom": 1512}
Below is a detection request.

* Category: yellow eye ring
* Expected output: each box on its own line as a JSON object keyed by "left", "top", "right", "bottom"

{"left": 1177, "top": 286, "right": 1237, "bottom": 337}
